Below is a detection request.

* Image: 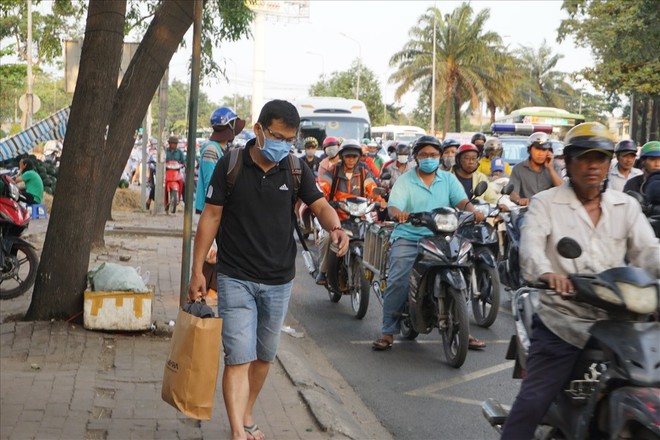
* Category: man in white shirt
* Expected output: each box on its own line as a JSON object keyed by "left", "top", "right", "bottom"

{"left": 608, "top": 139, "right": 642, "bottom": 191}
{"left": 501, "top": 122, "right": 660, "bottom": 439}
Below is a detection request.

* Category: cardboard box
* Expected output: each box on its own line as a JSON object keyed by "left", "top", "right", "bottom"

{"left": 84, "top": 289, "right": 154, "bottom": 331}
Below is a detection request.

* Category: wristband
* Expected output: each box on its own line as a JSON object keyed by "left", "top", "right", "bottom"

{"left": 330, "top": 225, "right": 343, "bottom": 232}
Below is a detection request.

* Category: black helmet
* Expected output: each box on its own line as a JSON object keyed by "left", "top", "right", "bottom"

{"left": 338, "top": 138, "right": 362, "bottom": 156}
{"left": 614, "top": 139, "right": 637, "bottom": 155}
{"left": 442, "top": 138, "right": 461, "bottom": 150}
{"left": 471, "top": 133, "right": 486, "bottom": 144}
{"left": 563, "top": 122, "right": 615, "bottom": 158}
{"left": 412, "top": 135, "right": 442, "bottom": 155}
{"left": 396, "top": 143, "right": 411, "bottom": 156}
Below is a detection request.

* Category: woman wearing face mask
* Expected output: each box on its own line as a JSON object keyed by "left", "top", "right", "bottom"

{"left": 318, "top": 136, "right": 342, "bottom": 178}
{"left": 380, "top": 143, "right": 414, "bottom": 190}
{"left": 440, "top": 138, "right": 460, "bottom": 171}
{"left": 301, "top": 137, "right": 321, "bottom": 176}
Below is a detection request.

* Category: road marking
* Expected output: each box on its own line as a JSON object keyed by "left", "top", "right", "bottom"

{"left": 350, "top": 339, "right": 511, "bottom": 345}
{"left": 425, "top": 393, "right": 513, "bottom": 409}
{"left": 405, "top": 361, "right": 514, "bottom": 396}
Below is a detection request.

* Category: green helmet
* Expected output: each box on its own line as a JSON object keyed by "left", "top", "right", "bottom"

{"left": 640, "top": 141, "right": 660, "bottom": 158}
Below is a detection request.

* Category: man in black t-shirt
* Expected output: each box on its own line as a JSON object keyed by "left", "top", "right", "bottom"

{"left": 187, "top": 100, "right": 348, "bottom": 440}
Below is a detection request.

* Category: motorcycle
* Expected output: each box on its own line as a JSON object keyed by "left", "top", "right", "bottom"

{"left": 457, "top": 199, "right": 502, "bottom": 328}
{"left": 164, "top": 161, "right": 184, "bottom": 214}
{"left": 324, "top": 196, "right": 380, "bottom": 319}
{"left": 497, "top": 196, "right": 527, "bottom": 292}
{"left": 0, "top": 173, "right": 39, "bottom": 299}
{"left": 362, "top": 181, "right": 490, "bottom": 368}
{"left": 482, "top": 237, "right": 660, "bottom": 439}
{"left": 627, "top": 186, "right": 660, "bottom": 238}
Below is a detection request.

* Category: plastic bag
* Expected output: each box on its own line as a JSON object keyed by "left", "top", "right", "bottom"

{"left": 88, "top": 262, "right": 149, "bottom": 292}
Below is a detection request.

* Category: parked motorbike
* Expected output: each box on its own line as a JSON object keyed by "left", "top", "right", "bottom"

{"left": 457, "top": 199, "right": 502, "bottom": 328}
{"left": 482, "top": 237, "right": 660, "bottom": 439}
{"left": 164, "top": 161, "right": 184, "bottom": 214}
{"left": 324, "top": 196, "right": 379, "bottom": 319}
{"left": 0, "top": 173, "right": 39, "bottom": 299}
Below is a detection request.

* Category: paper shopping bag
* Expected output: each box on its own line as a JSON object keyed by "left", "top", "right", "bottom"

{"left": 161, "top": 308, "right": 222, "bottom": 420}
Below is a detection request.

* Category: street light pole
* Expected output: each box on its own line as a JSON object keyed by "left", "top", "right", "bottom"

{"left": 340, "top": 32, "right": 361, "bottom": 99}
{"left": 431, "top": 7, "right": 437, "bottom": 136}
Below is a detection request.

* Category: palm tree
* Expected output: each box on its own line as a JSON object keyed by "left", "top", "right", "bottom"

{"left": 479, "top": 48, "right": 522, "bottom": 123}
{"left": 511, "top": 41, "right": 573, "bottom": 110}
{"left": 389, "top": 3, "right": 502, "bottom": 135}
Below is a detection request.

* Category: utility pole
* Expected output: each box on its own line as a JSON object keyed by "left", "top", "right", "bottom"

{"left": 24, "top": 0, "right": 34, "bottom": 129}
{"left": 431, "top": 6, "right": 437, "bottom": 136}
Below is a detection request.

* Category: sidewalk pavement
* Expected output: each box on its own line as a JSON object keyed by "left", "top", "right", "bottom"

{"left": 0, "top": 205, "right": 392, "bottom": 440}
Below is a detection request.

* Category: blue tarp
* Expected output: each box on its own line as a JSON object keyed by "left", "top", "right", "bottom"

{"left": 0, "top": 107, "right": 70, "bottom": 161}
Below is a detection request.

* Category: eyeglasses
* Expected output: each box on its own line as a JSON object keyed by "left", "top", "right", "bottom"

{"left": 264, "top": 126, "right": 298, "bottom": 144}
{"left": 417, "top": 153, "right": 441, "bottom": 160}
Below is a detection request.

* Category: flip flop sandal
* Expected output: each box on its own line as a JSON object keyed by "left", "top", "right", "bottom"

{"left": 244, "top": 424, "right": 265, "bottom": 440}
{"left": 372, "top": 338, "right": 393, "bottom": 351}
{"left": 468, "top": 336, "right": 487, "bottom": 350}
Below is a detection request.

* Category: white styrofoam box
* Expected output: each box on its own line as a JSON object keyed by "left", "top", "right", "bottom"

{"left": 83, "top": 289, "right": 154, "bottom": 331}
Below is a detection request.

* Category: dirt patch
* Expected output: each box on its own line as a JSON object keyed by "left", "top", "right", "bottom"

{"left": 112, "top": 188, "right": 142, "bottom": 211}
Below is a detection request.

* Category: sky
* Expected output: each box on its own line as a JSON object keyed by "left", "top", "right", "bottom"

{"left": 168, "top": 0, "right": 594, "bottom": 114}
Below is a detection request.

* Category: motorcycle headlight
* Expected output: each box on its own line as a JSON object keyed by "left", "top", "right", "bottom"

{"left": 9, "top": 182, "right": 20, "bottom": 201}
{"left": 615, "top": 282, "right": 659, "bottom": 314}
{"left": 433, "top": 212, "right": 458, "bottom": 232}
{"left": 592, "top": 284, "right": 624, "bottom": 306}
{"left": 346, "top": 200, "right": 369, "bottom": 217}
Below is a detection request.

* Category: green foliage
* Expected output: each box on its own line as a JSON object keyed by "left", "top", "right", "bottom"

{"left": 559, "top": 0, "right": 660, "bottom": 96}
{"left": 150, "top": 79, "right": 220, "bottom": 133}
{"left": 219, "top": 94, "right": 253, "bottom": 126}
{"left": 309, "top": 60, "right": 386, "bottom": 125}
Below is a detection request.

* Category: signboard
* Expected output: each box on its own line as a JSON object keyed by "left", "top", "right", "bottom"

{"left": 64, "top": 41, "right": 140, "bottom": 93}
{"left": 247, "top": 0, "right": 310, "bottom": 18}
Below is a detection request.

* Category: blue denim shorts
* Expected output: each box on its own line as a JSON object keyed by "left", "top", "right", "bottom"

{"left": 217, "top": 273, "right": 293, "bottom": 365}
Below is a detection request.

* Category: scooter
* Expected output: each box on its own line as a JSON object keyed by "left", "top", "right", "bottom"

{"left": 497, "top": 201, "right": 527, "bottom": 292}
{"left": 324, "top": 196, "right": 380, "bottom": 319}
{"left": 482, "top": 237, "right": 660, "bottom": 439}
{"left": 457, "top": 199, "right": 501, "bottom": 328}
{"left": 0, "top": 173, "right": 39, "bottom": 299}
{"left": 164, "top": 161, "right": 184, "bottom": 214}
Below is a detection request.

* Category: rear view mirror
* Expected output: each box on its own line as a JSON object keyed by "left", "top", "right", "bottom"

{"left": 474, "top": 181, "right": 488, "bottom": 197}
{"left": 501, "top": 183, "right": 514, "bottom": 195}
{"left": 380, "top": 171, "right": 392, "bottom": 180}
{"left": 557, "top": 237, "right": 582, "bottom": 260}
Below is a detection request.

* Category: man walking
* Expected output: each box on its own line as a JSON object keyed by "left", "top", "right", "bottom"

{"left": 187, "top": 100, "right": 348, "bottom": 440}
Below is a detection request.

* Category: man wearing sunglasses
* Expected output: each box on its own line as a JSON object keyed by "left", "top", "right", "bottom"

{"left": 187, "top": 100, "right": 348, "bottom": 440}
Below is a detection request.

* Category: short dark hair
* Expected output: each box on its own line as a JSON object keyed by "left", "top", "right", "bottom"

{"left": 257, "top": 100, "right": 300, "bottom": 129}
{"left": 20, "top": 157, "right": 35, "bottom": 171}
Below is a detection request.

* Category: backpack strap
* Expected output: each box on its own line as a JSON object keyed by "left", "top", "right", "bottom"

{"left": 225, "top": 147, "right": 244, "bottom": 199}
{"left": 286, "top": 154, "right": 302, "bottom": 202}
{"left": 328, "top": 165, "right": 341, "bottom": 201}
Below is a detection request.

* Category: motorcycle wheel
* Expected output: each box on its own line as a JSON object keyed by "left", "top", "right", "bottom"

{"left": 0, "top": 242, "right": 39, "bottom": 300}
{"left": 170, "top": 189, "right": 179, "bottom": 214}
{"left": 440, "top": 287, "right": 469, "bottom": 368}
{"left": 350, "top": 256, "right": 370, "bottom": 319}
{"left": 325, "top": 251, "right": 342, "bottom": 303}
{"left": 471, "top": 262, "right": 501, "bottom": 328}
{"left": 400, "top": 303, "right": 419, "bottom": 340}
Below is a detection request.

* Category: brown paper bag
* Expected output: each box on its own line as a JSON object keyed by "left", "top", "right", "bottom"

{"left": 161, "top": 308, "right": 222, "bottom": 420}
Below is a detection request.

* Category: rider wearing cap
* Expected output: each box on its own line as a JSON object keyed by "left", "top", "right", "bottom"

{"left": 315, "top": 139, "right": 384, "bottom": 285}
{"left": 301, "top": 137, "right": 321, "bottom": 175}
{"left": 450, "top": 143, "right": 499, "bottom": 204}
{"left": 607, "top": 140, "right": 642, "bottom": 192}
{"left": 318, "top": 136, "right": 342, "bottom": 178}
{"left": 195, "top": 107, "right": 245, "bottom": 214}
{"left": 508, "top": 132, "right": 564, "bottom": 206}
{"left": 501, "top": 122, "right": 660, "bottom": 439}
{"left": 477, "top": 137, "right": 512, "bottom": 175}
{"left": 372, "top": 135, "right": 486, "bottom": 351}
{"left": 623, "top": 141, "right": 660, "bottom": 194}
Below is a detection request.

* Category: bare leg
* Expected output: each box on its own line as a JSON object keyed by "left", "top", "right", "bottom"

{"left": 223, "top": 363, "right": 251, "bottom": 440}
{"left": 243, "top": 360, "right": 270, "bottom": 440}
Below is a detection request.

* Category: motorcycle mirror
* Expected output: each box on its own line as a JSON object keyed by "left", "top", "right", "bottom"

{"left": 557, "top": 237, "right": 582, "bottom": 260}
{"left": 625, "top": 190, "right": 645, "bottom": 205}
{"left": 474, "top": 181, "right": 488, "bottom": 198}
{"left": 380, "top": 171, "right": 392, "bottom": 180}
{"left": 501, "top": 183, "right": 514, "bottom": 195}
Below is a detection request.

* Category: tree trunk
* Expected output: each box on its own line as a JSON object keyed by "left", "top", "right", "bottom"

{"left": 640, "top": 97, "right": 650, "bottom": 144}
{"left": 26, "top": 0, "right": 126, "bottom": 320}
{"left": 488, "top": 100, "right": 496, "bottom": 124}
{"left": 90, "top": 0, "right": 195, "bottom": 244}
{"left": 650, "top": 95, "right": 659, "bottom": 141}
{"left": 630, "top": 94, "right": 639, "bottom": 143}
{"left": 453, "top": 91, "right": 461, "bottom": 133}
{"left": 443, "top": 83, "right": 452, "bottom": 138}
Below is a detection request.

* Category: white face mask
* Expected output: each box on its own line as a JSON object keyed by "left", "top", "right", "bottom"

{"left": 325, "top": 146, "right": 339, "bottom": 158}
{"left": 397, "top": 155, "right": 409, "bottom": 164}
{"left": 305, "top": 149, "right": 316, "bottom": 157}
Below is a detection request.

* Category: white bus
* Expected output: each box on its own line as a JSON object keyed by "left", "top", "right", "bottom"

{"left": 371, "top": 124, "right": 426, "bottom": 144}
{"left": 292, "top": 97, "right": 371, "bottom": 150}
